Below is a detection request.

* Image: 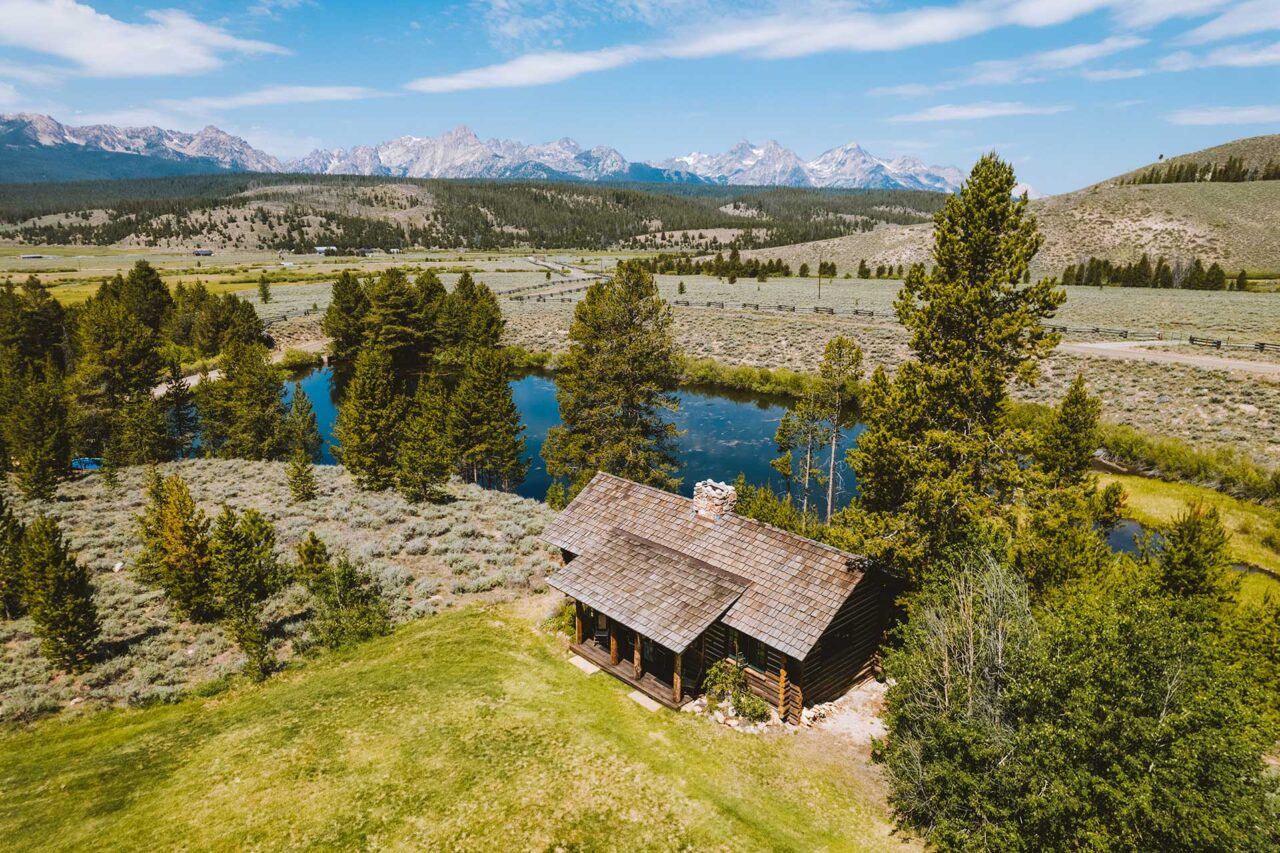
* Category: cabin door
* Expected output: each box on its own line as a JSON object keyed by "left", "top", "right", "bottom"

{"left": 641, "top": 638, "right": 674, "bottom": 683}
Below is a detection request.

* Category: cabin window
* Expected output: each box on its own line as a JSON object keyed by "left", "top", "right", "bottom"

{"left": 733, "top": 630, "right": 767, "bottom": 672}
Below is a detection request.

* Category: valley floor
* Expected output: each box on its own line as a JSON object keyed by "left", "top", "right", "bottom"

{"left": 0, "top": 605, "right": 910, "bottom": 853}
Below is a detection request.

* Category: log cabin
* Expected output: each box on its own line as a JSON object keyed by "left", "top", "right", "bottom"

{"left": 543, "top": 473, "right": 894, "bottom": 723}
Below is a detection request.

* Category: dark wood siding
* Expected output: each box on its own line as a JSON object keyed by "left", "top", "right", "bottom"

{"left": 800, "top": 570, "right": 894, "bottom": 705}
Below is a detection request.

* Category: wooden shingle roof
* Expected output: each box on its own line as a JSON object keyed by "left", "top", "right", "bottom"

{"left": 547, "top": 529, "right": 749, "bottom": 654}
{"left": 542, "top": 473, "right": 871, "bottom": 660}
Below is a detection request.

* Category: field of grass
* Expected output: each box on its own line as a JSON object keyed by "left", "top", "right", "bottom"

{"left": 1102, "top": 473, "right": 1280, "bottom": 603}
{"left": 0, "top": 605, "right": 908, "bottom": 852}
{"left": 0, "top": 460, "right": 558, "bottom": 722}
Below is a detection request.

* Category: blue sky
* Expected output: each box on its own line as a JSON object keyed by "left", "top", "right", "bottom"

{"left": 1, "top": 1, "right": 1278, "bottom": 193}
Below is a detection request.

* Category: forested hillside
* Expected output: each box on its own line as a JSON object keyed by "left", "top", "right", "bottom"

{"left": 0, "top": 173, "right": 946, "bottom": 252}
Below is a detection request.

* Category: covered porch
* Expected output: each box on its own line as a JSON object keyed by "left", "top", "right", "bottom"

{"left": 551, "top": 528, "right": 750, "bottom": 711}
{"left": 570, "top": 612, "right": 690, "bottom": 710}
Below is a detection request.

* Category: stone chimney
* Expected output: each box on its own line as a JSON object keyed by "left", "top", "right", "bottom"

{"left": 692, "top": 480, "right": 736, "bottom": 519}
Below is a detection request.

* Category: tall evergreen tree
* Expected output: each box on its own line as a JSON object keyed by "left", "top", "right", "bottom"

{"left": 21, "top": 516, "right": 99, "bottom": 672}
{"left": 818, "top": 336, "right": 862, "bottom": 521}
{"left": 450, "top": 349, "right": 527, "bottom": 491}
{"left": 196, "top": 342, "right": 288, "bottom": 460}
{"left": 257, "top": 273, "right": 271, "bottom": 304}
{"left": 322, "top": 271, "right": 369, "bottom": 363}
{"left": 770, "top": 410, "right": 798, "bottom": 500}
{"left": 210, "top": 506, "right": 279, "bottom": 681}
{"left": 333, "top": 344, "right": 408, "bottom": 490}
{"left": 161, "top": 361, "right": 198, "bottom": 458}
{"left": 1035, "top": 373, "right": 1101, "bottom": 489}
{"left": 287, "top": 447, "right": 317, "bottom": 502}
{"left": 364, "top": 269, "right": 419, "bottom": 368}
{"left": 10, "top": 364, "right": 71, "bottom": 501}
{"left": 412, "top": 270, "right": 447, "bottom": 362}
{"left": 118, "top": 260, "right": 173, "bottom": 333}
{"left": 542, "top": 261, "right": 681, "bottom": 504}
{"left": 848, "top": 155, "right": 1064, "bottom": 585}
{"left": 135, "top": 474, "right": 216, "bottom": 621}
{"left": 71, "top": 287, "right": 163, "bottom": 451}
{"left": 397, "top": 377, "right": 454, "bottom": 502}
{"left": 0, "top": 492, "right": 27, "bottom": 618}
{"left": 1155, "top": 502, "right": 1236, "bottom": 613}
{"left": 102, "top": 391, "right": 173, "bottom": 478}
{"left": 284, "top": 384, "right": 324, "bottom": 462}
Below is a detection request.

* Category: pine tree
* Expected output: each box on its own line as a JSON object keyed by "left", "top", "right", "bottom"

{"left": 0, "top": 492, "right": 27, "bottom": 618}
{"left": 1035, "top": 373, "right": 1101, "bottom": 489}
{"left": 135, "top": 474, "right": 216, "bottom": 621}
{"left": 210, "top": 506, "right": 279, "bottom": 681}
{"left": 10, "top": 365, "right": 70, "bottom": 501}
{"left": 364, "top": 268, "right": 419, "bottom": 368}
{"left": 21, "top": 516, "right": 99, "bottom": 672}
{"left": 71, "top": 288, "right": 163, "bottom": 452}
{"left": 397, "top": 377, "right": 455, "bottom": 502}
{"left": 287, "top": 447, "right": 317, "bottom": 502}
{"left": 161, "top": 360, "right": 198, "bottom": 457}
{"left": 1235, "top": 270, "right": 1249, "bottom": 291}
{"left": 542, "top": 261, "right": 681, "bottom": 501}
{"left": 292, "top": 535, "right": 388, "bottom": 650}
{"left": 1156, "top": 502, "right": 1236, "bottom": 612}
{"left": 333, "top": 344, "right": 408, "bottom": 490}
{"left": 322, "top": 271, "right": 369, "bottom": 363}
{"left": 450, "top": 349, "right": 527, "bottom": 491}
{"left": 118, "top": 260, "right": 173, "bottom": 333}
{"left": 770, "top": 410, "right": 799, "bottom": 500}
{"left": 819, "top": 336, "right": 863, "bottom": 521}
{"left": 465, "top": 282, "right": 504, "bottom": 351}
{"left": 849, "top": 154, "right": 1064, "bottom": 586}
{"left": 195, "top": 342, "right": 288, "bottom": 460}
{"left": 102, "top": 391, "right": 173, "bottom": 479}
{"left": 412, "top": 270, "right": 447, "bottom": 362}
{"left": 257, "top": 273, "right": 271, "bottom": 304}
{"left": 284, "top": 383, "right": 324, "bottom": 462}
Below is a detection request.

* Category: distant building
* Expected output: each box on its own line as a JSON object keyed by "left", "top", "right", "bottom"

{"left": 192, "top": 249, "right": 214, "bottom": 256}
{"left": 314, "top": 246, "right": 338, "bottom": 256}
{"left": 20, "top": 253, "right": 44, "bottom": 259}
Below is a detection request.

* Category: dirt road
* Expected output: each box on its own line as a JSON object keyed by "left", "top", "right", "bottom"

{"left": 1060, "top": 340, "right": 1280, "bottom": 377}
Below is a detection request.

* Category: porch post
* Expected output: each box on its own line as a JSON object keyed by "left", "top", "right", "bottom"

{"left": 673, "top": 652, "right": 683, "bottom": 704}
{"left": 778, "top": 656, "right": 788, "bottom": 719}
{"left": 573, "top": 601, "right": 583, "bottom": 645}
{"left": 608, "top": 620, "right": 619, "bottom": 665}
{"left": 633, "top": 631, "right": 642, "bottom": 678}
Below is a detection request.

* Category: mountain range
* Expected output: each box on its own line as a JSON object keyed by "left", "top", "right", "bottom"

{"left": 0, "top": 113, "right": 963, "bottom": 191}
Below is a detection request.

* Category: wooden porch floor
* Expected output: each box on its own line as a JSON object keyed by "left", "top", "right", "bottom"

{"left": 570, "top": 641, "right": 690, "bottom": 711}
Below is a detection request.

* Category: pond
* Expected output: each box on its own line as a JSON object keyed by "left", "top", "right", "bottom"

{"left": 284, "top": 367, "right": 865, "bottom": 506}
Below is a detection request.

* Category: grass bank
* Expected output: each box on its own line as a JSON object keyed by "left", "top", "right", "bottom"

{"left": 0, "top": 606, "right": 906, "bottom": 852}
{"left": 1101, "top": 473, "right": 1280, "bottom": 604}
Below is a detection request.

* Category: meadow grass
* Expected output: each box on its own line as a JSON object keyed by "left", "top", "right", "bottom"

{"left": 1102, "top": 473, "right": 1280, "bottom": 603}
{"left": 0, "top": 605, "right": 908, "bottom": 852}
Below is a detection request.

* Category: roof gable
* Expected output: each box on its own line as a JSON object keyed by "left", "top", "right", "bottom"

{"left": 542, "top": 473, "right": 870, "bottom": 659}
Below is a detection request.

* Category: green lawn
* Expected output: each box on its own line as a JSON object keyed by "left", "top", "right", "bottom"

{"left": 1102, "top": 473, "right": 1280, "bottom": 603}
{"left": 0, "top": 605, "right": 907, "bottom": 852}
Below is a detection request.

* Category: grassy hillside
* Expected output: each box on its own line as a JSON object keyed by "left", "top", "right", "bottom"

{"left": 0, "top": 606, "right": 907, "bottom": 852}
{"left": 745, "top": 179, "right": 1280, "bottom": 274}
{"left": 0, "top": 173, "right": 943, "bottom": 253}
{"left": 1107, "top": 133, "right": 1280, "bottom": 185}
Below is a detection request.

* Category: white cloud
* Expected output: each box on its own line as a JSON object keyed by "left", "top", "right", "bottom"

{"left": 1162, "top": 40, "right": 1280, "bottom": 70}
{"left": 0, "top": 0, "right": 287, "bottom": 77}
{"left": 69, "top": 107, "right": 201, "bottom": 130}
{"left": 249, "top": 0, "right": 311, "bottom": 18}
{"left": 409, "top": 1, "right": 1222, "bottom": 94}
{"left": 160, "top": 85, "right": 381, "bottom": 111}
{"left": 1081, "top": 67, "right": 1148, "bottom": 80}
{"left": 408, "top": 46, "right": 644, "bottom": 92}
{"left": 962, "top": 35, "right": 1147, "bottom": 85}
{"left": 890, "top": 101, "right": 1072, "bottom": 122}
{"left": 867, "top": 83, "right": 938, "bottom": 97}
{"left": 1180, "top": 0, "right": 1280, "bottom": 44}
{"left": 1167, "top": 104, "right": 1280, "bottom": 124}
{"left": 0, "top": 81, "right": 20, "bottom": 107}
